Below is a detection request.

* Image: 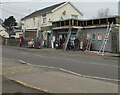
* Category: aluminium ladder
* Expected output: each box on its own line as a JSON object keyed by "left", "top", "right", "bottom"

{"left": 98, "top": 22, "right": 113, "bottom": 56}
{"left": 63, "top": 27, "right": 72, "bottom": 51}
{"left": 85, "top": 38, "right": 92, "bottom": 52}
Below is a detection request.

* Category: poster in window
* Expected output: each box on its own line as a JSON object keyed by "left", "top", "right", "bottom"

{"left": 104, "top": 33, "right": 108, "bottom": 39}
{"left": 97, "top": 33, "right": 102, "bottom": 40}
{"left": 92, "top": 33, "right": 96, "bottom": 40}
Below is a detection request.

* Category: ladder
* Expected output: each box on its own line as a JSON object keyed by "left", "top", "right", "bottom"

{"left": 63, "top": 27, "right": 72, "bottom": 51}
{"left": 98, "top": 22, "right": 113, "bottom": 55}
{"left": 85, "top": 38, "right": 92, "bottom": 52}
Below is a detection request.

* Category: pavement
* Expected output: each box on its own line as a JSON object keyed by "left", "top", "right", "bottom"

{"left": 2, "top": 58, "right": 119, "bottom": 93}
{"left": 2, "top": 76, "right": 51, "bottom": 95}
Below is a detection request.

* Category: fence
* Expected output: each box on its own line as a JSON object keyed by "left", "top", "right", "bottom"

{"left": 2, "top": 38, "right": 28, "bottom": 47}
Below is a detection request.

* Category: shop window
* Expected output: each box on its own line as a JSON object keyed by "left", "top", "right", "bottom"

{"left": 33, "top": 18, "right": 35, "bottom": 26}
{"left": 92, "top": 33, "right": 96, "bottom": 40}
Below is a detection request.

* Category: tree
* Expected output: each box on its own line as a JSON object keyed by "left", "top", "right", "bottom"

{"left": 97, "top": 8, "right": 110, "bottom": 17}
{"left": 3, "top": 16, "right": 17, "bottom": 29}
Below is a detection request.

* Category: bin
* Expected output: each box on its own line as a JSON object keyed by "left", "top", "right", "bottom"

{"left": 34, "top": 42, "right": 41, "bottom": 49}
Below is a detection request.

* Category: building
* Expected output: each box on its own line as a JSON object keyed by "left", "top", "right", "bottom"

{"left": 12, "top": 26, "right": 23, "bottom": 38}
{"left": 21, "top": 2, "right": 83, "bottom": 47}
{"left": 52, "top": 16, "right": 120, "bottom": 53}
{"left": 0, "top": 24, "right": 9, "bottom": 38}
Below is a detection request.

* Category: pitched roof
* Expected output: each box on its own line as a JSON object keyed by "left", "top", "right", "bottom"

{"left": 21, "top": 2, "right": 66, "bottom": 20}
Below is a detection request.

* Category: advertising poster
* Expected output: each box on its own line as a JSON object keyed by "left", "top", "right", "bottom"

{"left": 98, "top": 33, "right": 102, "bottom": 40}
{"left": 92, "top": 33, "right": 96, "bottom": 40}
{"left": 104, "top": 33, "right": 108, "bottom": 39}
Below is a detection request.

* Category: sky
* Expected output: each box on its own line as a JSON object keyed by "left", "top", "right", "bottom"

{"left": 0, "top": 0, "right": 119, "bottom": 22}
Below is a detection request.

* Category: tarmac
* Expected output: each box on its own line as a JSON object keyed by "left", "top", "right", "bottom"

{"left": 3, "top": 45, "right": 120, "bottom": 61}
{"left": 2, "top": 57, "right": 119, "bottom": 93}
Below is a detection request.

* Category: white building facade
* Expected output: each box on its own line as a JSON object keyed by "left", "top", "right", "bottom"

{"left": 21, "top": 2, "right": 83, "bottom": 42}
{"left": 0, "top": 25, "right": 9, "bottom": 38}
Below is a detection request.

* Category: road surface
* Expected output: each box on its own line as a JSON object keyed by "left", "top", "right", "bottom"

{"left": 2, "top": 46, "right": 119, "bottom": 83}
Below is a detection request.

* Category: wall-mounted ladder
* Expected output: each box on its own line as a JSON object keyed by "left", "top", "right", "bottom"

{"left": 98, "top": 22, "right": 113, "bottom": 55}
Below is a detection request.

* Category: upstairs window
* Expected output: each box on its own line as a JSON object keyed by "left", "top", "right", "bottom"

{"left": 42, "top": 14, "right": 46, "bottom": 23}
{"left": 71, "top": 15, "right": 78, "bottom": 19}
{"left": 33, "top": 18, "right": 35, "bottom": 26}
{"left": 92, "top": 33, "right": 96, "bottom": 40}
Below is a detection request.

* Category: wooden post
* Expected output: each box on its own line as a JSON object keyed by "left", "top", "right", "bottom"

{"left": 72, "top": 20, "right": 74, "bottom": 26}
{"left": 99, "top": 19, "right": 101, "bottom": 25}
{"left": 92, "top": 20, "right": 94, "bottom": 26}
{"left": 82, "top": 21, "right": 84, "bottom": 26}
{"left": 86, "top": 21, "right": 87, "bottom": 26}
{"left": 64, "top": 21, "right": 66, "bottom": 26}
{"left": 77, "top": 20, "right": 78, "bottom": 26}
{"left": 60, "top": 22, "right": 61, "bottom": 27}
{"left": 106, "top": 18, "right": 108, "bottom": 24}
{"left": 118, "top": 25, "right": 120, "bottom": 53}
{"left": 69, "top": 20, "right": 71, "bottom": 26}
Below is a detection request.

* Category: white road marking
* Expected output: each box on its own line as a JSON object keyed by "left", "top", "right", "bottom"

{"left": 34, "top": 54, "right": 44, "bottom": 58}
{"left": 19, "top": 60, "right": 27, "bottom": 64}
{"left": 2, "top": 58, "right": 17, "bottom": 61}
{"left": 25, "top": 62, "right": 57, "bottom": 69}
{"left": 59, "top": 68, "right": 120, "bottom": 82}
{"left": 3, "top": 58, "right": 119, "bottom": 82}
{"left": 20, "top": 52, "right": 29, "bottom": 55}
{"left": 37, "top": 65, "right": 58, "bottom": 69}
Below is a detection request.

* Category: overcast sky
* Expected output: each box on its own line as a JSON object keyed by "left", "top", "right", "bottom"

{"left": 0, "top": 0, "right": 119, "bottom": 22}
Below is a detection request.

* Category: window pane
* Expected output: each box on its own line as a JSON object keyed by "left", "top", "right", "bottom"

{"left": 92, "top": 33, "right": 96, "bottom": 40}
{"left": 71, "top": 15, "right": 78, "bottom": 19}
{"left": 43, "top": 18, "right": 46, "bottom": 23}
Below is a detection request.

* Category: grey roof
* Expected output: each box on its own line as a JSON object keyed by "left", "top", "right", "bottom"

{"left": 83, "top": 15, "right": 120, "bottom": 21}
{"left": 21, "top": 2, "right": 66, "bottom": 20}
{"left": 6, "top": 30, "right": 15, "bottom": 35}
{"left": 52, "top": 15, "right": 120, "bottom": 23}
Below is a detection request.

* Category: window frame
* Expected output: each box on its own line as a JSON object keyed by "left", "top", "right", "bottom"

{"left": 42, "top": 14, "right": 46, "bottom": 24}
{"left": 71, "top": 15, "right": 78, "bottom": 19}
{"left": 92, "top": 33, "right": 96, "bottom": 40}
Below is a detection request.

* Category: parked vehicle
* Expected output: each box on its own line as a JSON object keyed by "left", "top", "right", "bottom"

{"left": 34, "top": 38, "right": 42, "bottom": 49}
{"left": 28, "top": 39, "right": 34, "bottom": 48}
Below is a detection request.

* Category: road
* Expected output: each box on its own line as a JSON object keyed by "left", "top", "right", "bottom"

{"left": 2, "top": 46, "right": 119, "bottom": 83}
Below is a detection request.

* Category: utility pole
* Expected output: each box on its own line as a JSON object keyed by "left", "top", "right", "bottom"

{"left": 118, "top": 1, "right": 120, "bottom": 16}
{"left": 21, "top": 23, "right": 25, "bottom": 38}
{"left": 37, "top": 20, "right": 40, "bottom": 38}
